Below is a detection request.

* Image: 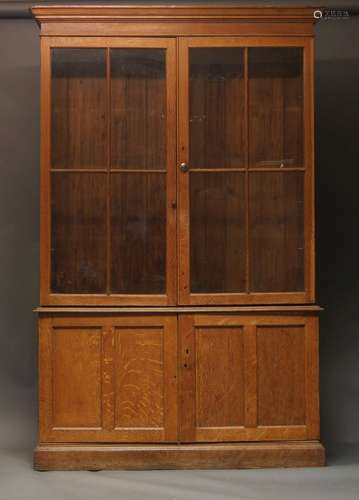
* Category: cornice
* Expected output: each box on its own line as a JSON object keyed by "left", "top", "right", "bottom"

{"left": 31, "top": 4, "right": 322, "bottom": 25}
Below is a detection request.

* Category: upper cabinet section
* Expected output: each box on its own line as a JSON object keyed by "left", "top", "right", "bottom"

{"left": 33, "top": 6, "right": 318, "bottom": 307}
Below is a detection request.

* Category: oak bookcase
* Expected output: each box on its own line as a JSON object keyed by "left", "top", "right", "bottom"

{"left": 32, "top": 3, "right": 325, "bottom": 470}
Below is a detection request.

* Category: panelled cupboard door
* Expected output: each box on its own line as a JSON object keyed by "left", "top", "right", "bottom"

{"left": 39, "top": 315, "right": 178, "bottom": 443}
{"left": 178, "top": 37, "right": 315, "bottom": 305}
{"left": 179, "top": 314, "right": 319, "bottom": 442}
{"left": 41, "top": 37, "right": 177, "bottom": 306}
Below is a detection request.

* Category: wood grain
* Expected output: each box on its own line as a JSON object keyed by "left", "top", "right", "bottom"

{"left": 179, "top": 313, "right": 320, "bottom": 442}
{"left": 34, "top": 441, "right": 325, "bottom": 471}
{"left": 35, "top": 305, "right": 323, "bottom": 314}
{"left": 114, "top": 327, "right": 164, "bottom": 428}
{"left": 31, "top": 5, "right": 321, "bottom": 23}
{"left": 257, "top": 325, "right": 306, "bottom": 426}
{"left": 52, "top": 326, "right": 102, "bottom": 428}
{"left": 32, "top": 5, "right": 318, "bottom": 39}
{"left": 39, "top": 314, "right": 178, "bottom": 443}
{"left": 196, "top": 327, "right": 245, "bottom": 427}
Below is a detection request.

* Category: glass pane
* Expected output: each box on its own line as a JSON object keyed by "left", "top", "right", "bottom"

{"left": 110, "top": 173, "right": 166, "bottom": 293}
{"left": 111, "top": 49, "right": 166, "bottom": 170}
{"left": 249, "top": 48, "right": 303, "bottom": 168}
{"left": 189, "top": 48, "right": 245, "bottom": 169}
{"left": 51, "top": 49, "right": 107, "bottom": 169}
{"left": 249, "top": 171, "right": 304, "bottom": 292}
{"left": 51, "top": 173, "right": 107, "bottom": 293}
{"left": 190, "top": 173, "right": 246, "bottom": 293}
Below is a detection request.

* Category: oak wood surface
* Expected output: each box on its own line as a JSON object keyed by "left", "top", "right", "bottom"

{"left": 257, "top": 325, "right": 306, "bottom": 426}
{"left": 34, "top": 441, "right": 325, "bottom": 471}
{"left": 32, "top": 5, "right": 319, "bottom": 38}
{"left": 52, "top": 326, "right": 102, "bottom": 428}
{"left": 35, "top": 305, "right": 323, "bottom": 314}
{"left": 179, "top": 313, "right": 320, "bottom": 443}
{"left": 39, "top": 314, "right": 177, "bottom": 443}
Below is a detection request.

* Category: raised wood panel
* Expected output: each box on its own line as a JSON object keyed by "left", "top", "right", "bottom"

{"left": 114, "top": 327, "right": 164, "bottom": 428}
{"left": 52, "top": 326, "right": 102, "bottom": 428}
{"left": 196, "top": 327, "right": 244, "bottom": 427}
{"left": 180, "top": 315, "right": 248, "bottom": 442}
{"left": 257, "top": 325, "right": 306, "bottom": 426}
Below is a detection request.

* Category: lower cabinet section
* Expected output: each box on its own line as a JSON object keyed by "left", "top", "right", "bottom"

{"left": 37, "top": 309, "right": 322, "bottom": 467}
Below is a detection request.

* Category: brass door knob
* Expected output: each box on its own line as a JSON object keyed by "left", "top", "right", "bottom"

{"left": 179, "top": 162, "right": 189, "bottom": 173}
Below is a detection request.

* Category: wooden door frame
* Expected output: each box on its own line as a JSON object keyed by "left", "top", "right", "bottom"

{"left": 40, "top": 37, "right": 177, "bottom": 306}
{"left": 177, "top": 36, "right": 315, "bottom": 306}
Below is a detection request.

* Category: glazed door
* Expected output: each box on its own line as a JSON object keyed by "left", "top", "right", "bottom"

{"left": 178, "top": 38, "right": 314, "bottom": 305}
{"left": 41, "top": 38, "right": 177, "bottom": 306}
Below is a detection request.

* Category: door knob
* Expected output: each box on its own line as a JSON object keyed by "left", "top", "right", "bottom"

{"left": 179, "top": 162, "right": 189, "bottom": 173}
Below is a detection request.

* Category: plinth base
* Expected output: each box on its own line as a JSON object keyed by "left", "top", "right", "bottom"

{"left": 34, "top": 441, "right": 325, "bottom": 471}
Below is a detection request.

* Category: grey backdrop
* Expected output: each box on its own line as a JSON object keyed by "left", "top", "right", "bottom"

{"left": 0, "top": 0, "right": 358, "bottom": 452}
